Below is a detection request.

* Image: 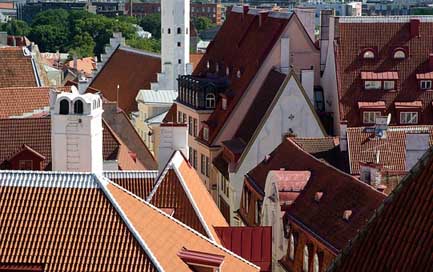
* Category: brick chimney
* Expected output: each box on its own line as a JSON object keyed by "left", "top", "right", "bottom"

{"left": 429, "top": 53, "right": 433, "bottom": 70}
{"left": 410, "top": 19, "right": 420, "bottom": 38}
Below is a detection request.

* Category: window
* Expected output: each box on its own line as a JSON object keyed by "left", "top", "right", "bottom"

{"left": 313, "top": 253, "right": 320, "bottom": 272}
{"left": 383, "top": 80, "right": 395, "bottom": 90}
{"left": 193, "top": 118, "right": 197, "bottom": 137}
{"left": 177, "top": 42, "right": 181, "bottom": 47}
{"left": 219, "top": 173, "right": 229, "bottom": 198}
{"left": 393, "top": 50, "right": 406, "bottom": 59}
{"left": 222, "top": 98, "right": 227, "bottom": 110}
{"left": 177, "top": 27, "right": 181, "bottom": 34}
{"left": 314, "top": 88, "right": 325, "bottom": 112}
{"left": 177, "top": 111, "right": 182, "bottom": 123}
{"left": 364, "top": 81, "right": 381, "bottom": 90}
{"left": 363, "top": 50, "right": 375, "bottom": 59}
{"left": 74, "top": 100, "right": 84, "bottom": 114}
{"left": 59, "top": 99, "right": 69, "bottom": 115}
{"left": 205, "top": 155, "right": 209, "bottom": 177}
{"left": 178, "top": 59, "right": 182, "bottom": 64}
{"left": 254, "top": 201, "right": 262, "bottom": 225}
{"left": 19, "top": 160, "right": 33, "bottom": 170}
{"left": 168, "top": 28, "right": 171, "bottom": 34}
{"left": 400, "top": 112, "right": 418, "bottom": 124}
{"left": 243, "top": 187, "right": 251, "bottom": 213}
{"left": 289, "top": 234, "right": 295, "bottom": 260}
{"left": 206, "top": 93, "right": 216, "bottom": 108}
{"left": 363, "top": 111, "right": 381, "bottom": 124}
{"left": 303, "top": 245, "right": 310, "bottom": 272}
{"left": 182, "top": 113, "right": 186, "bottom": 124}
{"left": 201, "top": 154, "right": 206, "bottom": 175}
{"left": 188, "top": 116, "right": 193, "bottom": 135}
{"left": 189, "top": 148, "right": 192, "bottom": 164}
{"left": 420, "top": 80, "right": 432, "bottom": 90}
{"left": 203, "top": 127, "right": 209, "bottom": 141}
{"left": 193, "top": 149, "right": 198, "bottom": 169}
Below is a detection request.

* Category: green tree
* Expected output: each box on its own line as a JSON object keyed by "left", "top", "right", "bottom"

{"left": 139, "top": 13, "right": 161, "bottom": 39}
{"left": 193, "top": 16, "right": 215, "bottom": 33}
{"left": 126, "top": 37, "right": 160, "bottom": 53}
{"left": 29, "top": 24, "right": 68, "bottom": 52}
{"left": 68, "top": 32, "right": 96, "bottom": 58}
{"left": 0, "top": 20, "right": 31, "bottom": 36}
{"left": 31, "top": 9, "right": 69, "bottom": 30}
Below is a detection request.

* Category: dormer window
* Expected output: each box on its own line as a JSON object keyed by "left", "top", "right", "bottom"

{"left": 205, "top": 93, "right": 216, "bottom": 108}
{"left": 393, "top": 49, "right": 406, "bottom": 59}
{"left": 420, "top": 80, "right": 432, "bottom": 90}
{"left": 383, "top": 80, "right": 395, "bottom": 90}
{"left": 363, "top": 50, "right": 375, "bottom": 59}
{"left": 74, "top": 100, "right": 84, "bottom": 114}
{"left": 364, "top": 81, "right": 381, "bottom": 90}
{"left": 59, "top": 99, "right": 69, "bottom": 115}
{"left": 203, "top": 127, "right": 209, "bottom": 141}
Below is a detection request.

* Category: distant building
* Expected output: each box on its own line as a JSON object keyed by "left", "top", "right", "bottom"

{"left": 126, "top": 2, "right": 223, "bottom": 25}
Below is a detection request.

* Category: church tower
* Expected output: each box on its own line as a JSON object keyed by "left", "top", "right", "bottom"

{"left": 51, "top": 88, "right": 104, "bottom": 173}
{"left": 157, "top": 0, "right": 192, "bottom": 90}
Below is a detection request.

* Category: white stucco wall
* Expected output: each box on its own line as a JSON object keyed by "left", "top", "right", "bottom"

{"left": 229, "top": 76, "right": 325, "bottom": 214}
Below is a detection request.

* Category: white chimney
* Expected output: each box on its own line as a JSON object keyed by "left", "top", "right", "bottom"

{"left": 51, "top": 91, "right": 104, "bottom": 173}
{"left": 340, "top": 122, "right": 348, "bottom": 152}
{"left": 280, "top": 37, "right": 290, "bottom": 74}
{"left": 405, "top": 133, "right": 430, "bottom": 171}
{"left": 158, "top": 123, "right": 188, "bottom": 172}
{"left": 300, "top": 69, "right": 315, "bottom": 105}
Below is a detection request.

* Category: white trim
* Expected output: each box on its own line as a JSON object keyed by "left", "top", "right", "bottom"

{"left": 339, "top": 16, "right": 433, "bottom": 23}
{"left": 106, "top": 177, "right": 261, "bottom": 271}
{"left": 119, "top": 45, "right": 161, "bottom": 59}
{"left": 104, "top": 170, "right": 158, "bottom": 180}
{"left": 97, "top": 175, "right": 164, "bottom": 272}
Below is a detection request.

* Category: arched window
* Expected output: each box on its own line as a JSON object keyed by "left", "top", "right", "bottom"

{"left": 393, "top": 50, "right": 406, "bottom": 59}
{"left": 363, "top": 50, "right": 375, "bottom": 59}
{"left": 206, "top": 93, "right": 216, "bottom": 108}
{"left": 74, "top": 100, "right": 84, "bottom": 114}
{"left": 303, "top": 246, "right": 309, "bottom": 272}
{"left": 177, "top": 27, "right": 181, "bottom": 34}
{"left": 313, "top": 253, "right": 320, "bottom": 272}
{"left": 289, "top": 234, "right": 295, "bottom": 260}
{"left": 59, "top": 99, "right": 69, "bottom": 115}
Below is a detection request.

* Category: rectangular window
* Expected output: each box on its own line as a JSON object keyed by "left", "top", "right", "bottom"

{"left": 188, "top": 116, "right": 192, "bottom": 135}
{"left": 177, "top": 111, "right": 182, "bottom": 123}
{"left": 255, "top": 201, "right": 262, "bottom": 225}
{"left": 193, "top": 118, "right": 197, "bottom": 137}
{"left": 203, "top": 127, "right": 209, "bottom": 141}
{"left": 363, "top": 111, "right": 381, "bottom": 124}
{"left": 193, "top": 149, "right": 198, "bottom": 169}
{"left": 182, "top": 113, "right": 186, "bottom": 124}
{"left": 200, "top": 154, "right": 205, "bottom": 175}
{"left": 400, "top": 112, "right": 418, "bottom": 124}
{"left": 205, "top": 156, "right": 209, "bottom": 177}
{"left": 420, "top": 80, "right": 432, "bottom": 90}
{"left": 19, "top": 160, "right": 33, "bottom": 170}
{"left": 189, "top": 148, "right": 193, "bottom": 164}
{"left": 383, "top": 80, "right": 395, "bottom": 90}
{"left": 364, "top": 81, "right": 382, "bottom": 90}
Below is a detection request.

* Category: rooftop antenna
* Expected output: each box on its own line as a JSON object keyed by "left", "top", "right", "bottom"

{"left": 116, "top": 84, "right": 120, "bottom": 109}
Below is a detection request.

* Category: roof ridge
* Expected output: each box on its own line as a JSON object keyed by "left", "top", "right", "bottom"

{"left": 104, "top": 176, "right": 261, "bottom": 271}
{"left": 328, "top": 147, "right": 433, "bottom": 271}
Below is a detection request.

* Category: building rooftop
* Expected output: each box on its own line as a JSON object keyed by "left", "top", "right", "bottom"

{"left": 335, "top": 16, "right": 433, "bottom": 126}
{"left": 0, "top": 47, "right": 41, "bottom": 88}
{"left": 0, "top": 169, "right": 259, "bottom": 272}
{"left": 136, "top": 89, "right": 178, "bottom": 104}
{"left": 328, "top": 147, "right": 433, "bottom": 272}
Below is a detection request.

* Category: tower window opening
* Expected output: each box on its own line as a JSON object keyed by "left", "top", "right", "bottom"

{"left": 59, "top": 99, "right": 69, "bottom": 115}
{"left": 177, "top": 27, "right": 181, "bottom": 34}
{"left": 74, "top": 100, "right": 84, "bottom": 114}
{"left": 168, "top": 28, "right": 171, "bottom": 34}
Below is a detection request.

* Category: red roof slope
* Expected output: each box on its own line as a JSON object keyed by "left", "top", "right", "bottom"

{"left": 193, "top": 9, "right": 291, "bottom": 143}
{"left": 90, "top": 46, "right": 160, "bottom": 113}
{"left": 215, "top": 226, "right": 272, "bottom": 272}
{"left": 0, "top": 47, "right": 38, "bottom": 88}
{"left": 328, "top": 148, "right": 433, "bottom": 271}
{"left": 347, "top": 126, "right": 433, "bottom": 174}
{"left": 0, "top": 172, "right": 158, "bottom": 271}
{"left": 247, "top": 138, "right": 385, "bottom": 252}
{"left": 335, "top": 18, "right": 433, "bottom": 126}
{"left": 0, "top": 117, "right": 144, "bottom": 170}
{"left": 0, "top": 86, "right": 70, "bottom": 118}
{"left": 103, "top": 171, "right": 158, "bottom": 200}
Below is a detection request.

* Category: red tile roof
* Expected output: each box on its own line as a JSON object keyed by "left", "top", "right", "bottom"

{"left": 66, "top": 57, "right": 96, "bottom": 77}
{"left": 394, "top": 100, "right": 422, "bottom": 109}
{"left": 247, "top": 138, "right": 385, "bottom": 252}
{"left": 346, "top": 126, "right": 433, "bottom": 175}
{"left": 215, "top": 226, "right": 272, "bottom": 272}
{"left": 416, "top": 71, "right": 433, "bottom": 79}
{"left": 0, "top": 47, "right": 38, "bottom": 88}
{"left": 103, "top": 171, "right": 158, "bottom": 200}
{"left": 357, "top": 101, "right": 385, "bottom": 109}
{"left": 193, "top": 9, "right": 291, "bottom": 143}
{"left": 90, "top": 46, "right": 160, "bottom": 114}
{"left": 0, "top": 86, "right": 71, "bottom": 118}
{"left": 0, "top": 172, "right": 158, "bottom": 271}
{"left": 148, "top": 151, "right": 228, "bottom": 242}
{"left": 103, "top": 102, "right": 157, "bottom": 170}
{"left": 328, "top": 148, "right": 433, "bottom": 272}
{"left": 335, "top": 18, "right": 433, "bottom": 126}
{"left": 360, "top": 71, "right": 398, "bottom": 80}
{"left": 0, "top": 2, "right": 14, "bottom": 9}
{"left": 0, "top": 117, "right": 145, "bottom": 171}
